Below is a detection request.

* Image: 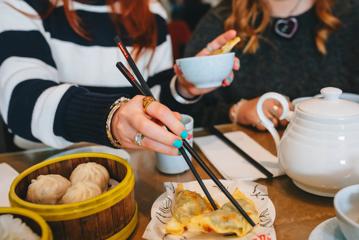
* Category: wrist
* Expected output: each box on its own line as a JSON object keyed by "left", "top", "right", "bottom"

{"left": 229, "top": 99, "right": 247, "bottom": 124}
{"left": 175, "top": 79, "right": 196, "bottom": 99}
{"left": 106, "top": 97, "right": 129, "bottom": 148}
{"left": 170, "top": 76, "right": 202, "bottom": 104}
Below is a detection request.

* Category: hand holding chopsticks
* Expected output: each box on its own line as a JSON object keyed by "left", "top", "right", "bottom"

{"left": 114, "top": 36, "right": 256, "bottom": 227}
{"left": 109, "top": 95, "right": 185, "bottom": 155}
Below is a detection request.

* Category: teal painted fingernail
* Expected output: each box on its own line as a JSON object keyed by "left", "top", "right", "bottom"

{"left": 181, "top": 130, "right": 188, "bottom": 139}
{"left": 172, "top": 139, "right": 183, "bottom": 148}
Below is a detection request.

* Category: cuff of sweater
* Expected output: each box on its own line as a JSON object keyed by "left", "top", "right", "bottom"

{"left": 54, "top": 86, "right": 125, "bottom": 146}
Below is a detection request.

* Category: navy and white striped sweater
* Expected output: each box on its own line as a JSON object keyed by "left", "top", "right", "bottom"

{"left": 0, "top": 0, "right": 175, "bottom": 149}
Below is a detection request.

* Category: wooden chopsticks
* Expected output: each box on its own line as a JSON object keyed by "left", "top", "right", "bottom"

{"left": 114, "top": 36, "right": 256, "bottom": 227}
{"left": 207, "top": 125, "right": 274, "bottom": 179}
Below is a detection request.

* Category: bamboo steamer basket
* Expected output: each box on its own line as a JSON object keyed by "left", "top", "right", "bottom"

{"left": 0, "top": 207, "right": 52, "bottom": 240}
{"left": 9, "top": 153, "right": 137, "bottom": 240}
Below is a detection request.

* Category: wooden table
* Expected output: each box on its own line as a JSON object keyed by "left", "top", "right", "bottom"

{"left": 0, "top": 124, "right": 335, "bottom": 239}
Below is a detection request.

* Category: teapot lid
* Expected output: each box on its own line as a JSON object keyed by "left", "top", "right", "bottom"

{"left": 298, "top": 87, "right": 359, "bottom": 118}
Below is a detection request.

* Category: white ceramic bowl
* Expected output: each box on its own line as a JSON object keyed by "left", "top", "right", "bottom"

{"left": 176, "top": 53, "right": 235, "bottom": 88}
{"left": 334, "top": 184, "right": 359, "bottom": 240}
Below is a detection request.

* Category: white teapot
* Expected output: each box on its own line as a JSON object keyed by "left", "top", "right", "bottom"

{"left": 257, "top": 87, "right": 359, "bottom": 197}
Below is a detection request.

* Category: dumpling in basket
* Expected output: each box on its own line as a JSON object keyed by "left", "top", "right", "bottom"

{"left": 187, "top": 189, "right": 260, "bottom": 237}
{"left": 60, "top": 181, "right": 102, "bottom": 204}
{"left": 70, "top": 162, "right": 109, "bottom": 191}
{"left": 27, "top": 174, "right": 71, "bottom": 204}
{"left": 165, "top": 184, "right": 213, "bottom": 235}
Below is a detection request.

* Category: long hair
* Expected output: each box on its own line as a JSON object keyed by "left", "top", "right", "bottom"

{"left": 14, "top": 0, "right": 157, "bottom": 59}
{"left": 225, "top": 0, "right": 341, "bottom": 54}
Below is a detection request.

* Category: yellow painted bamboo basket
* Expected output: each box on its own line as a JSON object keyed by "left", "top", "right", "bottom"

{"left": 9, "top": 153, "right": 137, "bottom": 240}
{"left": 0, "top": 207, "right": 52, "bottom": 240}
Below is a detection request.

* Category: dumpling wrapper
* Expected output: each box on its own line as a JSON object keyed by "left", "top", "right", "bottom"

{"left": 187, "top": 189, "right": 260, "bottom": 237}
{"left": 26, "top": 174, "right": 71, "bottom": 204}
{"left": 70, "top": 162, "right": 110, "bottom": 192}
{"left": 60, "top": 181, "right": 102, "bottom": 204}
{"left": 165, "top": 184, "right": 213, "bottom": 235}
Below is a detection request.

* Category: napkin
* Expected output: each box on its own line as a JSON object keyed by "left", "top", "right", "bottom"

{"left": 0, "top": 163, "right": 19, "bottom": 206}
{"left": 195, "top": 131, "right": 284, "bottom": 180}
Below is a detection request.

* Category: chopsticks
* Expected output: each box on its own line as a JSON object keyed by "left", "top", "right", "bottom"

{"left": 114, "top": 36, "right": 256, "bottom": 227}
{"left": 115, "top": 62, "right": 218, "bottom": 210}
{"left": 207, "top": 125, "right": 274, "bottom": 179}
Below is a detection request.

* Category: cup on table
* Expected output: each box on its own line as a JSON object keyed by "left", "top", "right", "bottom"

{"left": 156, "top": 114, "right": 193, "bottom": 174}
{"left": 334, "top": 184, "right": 359, "bottom": 240}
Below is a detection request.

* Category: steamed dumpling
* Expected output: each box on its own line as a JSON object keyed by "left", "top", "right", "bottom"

{"left": 60, "top": 181, "right": 102, "bottom": 204}
{"left": 70, "top": 162, "right": 109, "bottom": 191}
{"left": 27, "top": 174, "right": 71, "bottom": 204}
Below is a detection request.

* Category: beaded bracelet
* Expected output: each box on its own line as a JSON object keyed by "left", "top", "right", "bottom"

{"left": 105, "top": 97, "right": 130, "bottom": 148}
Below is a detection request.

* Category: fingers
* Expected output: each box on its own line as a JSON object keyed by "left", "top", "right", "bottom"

{"left": 197, "top": 30, "right": 237, "bottom": 56}
{"left": 280, "top": 119, "right": 289, "bottom": 127}
{"left": 250, "top": 99, "right": 280, "bottom": 130}
{"left": 141, "top": 137, "right": 178, "bottom": 156}
{"left": 173, "top": 112, "right": 182, "bottom": 121}
{"left": 131, "top": 114, "right": 183, "bottom": 149}
{"left": 121, "top": 133, "right": 178, "bottom": 156}
{"left": 113, "top": 112, "right": 179, "bottom": 155}
{"left": 145, "top": 101, "right": 187, "bottom": 138}
{"left": 233, "top": 57, "right": 240, "bottom": 71}
{"left": 256, "top": 124, "right": 267, "bottom": 131}
{"left": 222, "top": 71, "right": 234, "bottom": 87}
{"left": 268, "top": 104, "right": 282, "bottom": 118}
{"left": 222, "top": 56, "right": 239, "bottom": 87}
{"left": 175, "top": 64, "right": 195, "bottom": 89}
{"left": 173, "top": 64, "right": 182, "bottom": 77}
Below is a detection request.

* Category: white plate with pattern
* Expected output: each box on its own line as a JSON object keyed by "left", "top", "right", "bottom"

{"left": 144, "top": 180, "right": 276, "bottom": 240}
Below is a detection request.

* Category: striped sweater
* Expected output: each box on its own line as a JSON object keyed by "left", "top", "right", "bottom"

{"left": 0, "top": 0, "right": 174, "bottom": 149}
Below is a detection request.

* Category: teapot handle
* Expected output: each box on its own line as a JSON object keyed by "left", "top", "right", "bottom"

{"left": 256, "top": 92, "right": 291, "bottom": 154}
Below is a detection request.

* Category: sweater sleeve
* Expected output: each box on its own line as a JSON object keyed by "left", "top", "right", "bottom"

{"left": 160, "top": 7, "right": 234, "bottom": 126}
{"left": 0, "top": 0, "right": 122, "bottom": 148}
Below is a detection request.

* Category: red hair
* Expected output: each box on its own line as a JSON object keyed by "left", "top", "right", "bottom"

{"left": 15, "top": 0, "right": 157, "bottom": 58}
{"left": 225, "top": 0, "right": 341, "bottom": 54}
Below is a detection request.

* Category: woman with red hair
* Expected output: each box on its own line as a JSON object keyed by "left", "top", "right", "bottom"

{"left": 0, "top": 0, "right": 235, "bottom": 153}
{"left": 172, "top": 0, "right": 358, "bottom": 129}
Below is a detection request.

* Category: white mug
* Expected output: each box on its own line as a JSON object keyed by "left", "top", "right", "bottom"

{"left": 156, "top": 114, "right": 194, "bottom": 174}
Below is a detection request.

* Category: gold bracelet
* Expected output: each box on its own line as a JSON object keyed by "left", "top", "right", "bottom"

{"left": 106, "top": 97, "right": 130, "bottom": 148}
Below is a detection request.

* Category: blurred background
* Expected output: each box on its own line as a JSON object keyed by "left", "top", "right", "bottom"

{"left": 160, "top": 0, "right": 221, "bottom": 59}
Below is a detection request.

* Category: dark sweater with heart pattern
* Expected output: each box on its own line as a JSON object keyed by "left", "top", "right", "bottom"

{"left": 163, "top": 0, "right": 359, "bottom": 127}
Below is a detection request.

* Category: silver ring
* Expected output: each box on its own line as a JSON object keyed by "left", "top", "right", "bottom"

{"left": 134, "top": 133, "right": 144, "bottom": 146}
